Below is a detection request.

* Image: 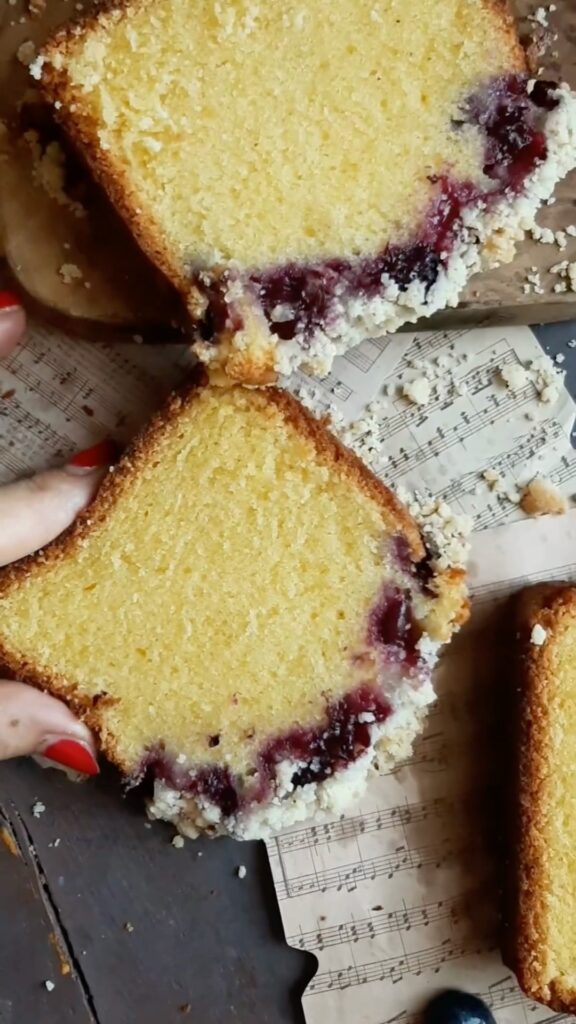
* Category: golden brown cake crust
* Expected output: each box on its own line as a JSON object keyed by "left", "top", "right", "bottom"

{"left": 505, "top": 583, "right": 576, "bottom": 1013}
{"left": 0, "top": 377, "right": 470, "bottom": 776}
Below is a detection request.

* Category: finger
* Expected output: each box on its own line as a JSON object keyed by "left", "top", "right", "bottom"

{"left": 0, "top": 441, "right": 116, "bottom": 567}
{"left": 0, "top": 292, "right": 26, "bottom": 357}
{"left": 0, "top": 681, "right": 98, "bottom": 772}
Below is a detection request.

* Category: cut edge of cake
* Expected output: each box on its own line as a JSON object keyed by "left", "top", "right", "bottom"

{"left": 504, "top": 583, "right": 576, "bottom": 1013}
{"left": 0, "top": 378, "right": 469, "bottom": 841}
{"left": 30, "top": 3, "right": 576, "bottom": 384}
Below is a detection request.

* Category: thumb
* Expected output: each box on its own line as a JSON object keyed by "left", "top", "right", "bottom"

{"left": 0, "top": 681, "right": 99, "bottom": 773}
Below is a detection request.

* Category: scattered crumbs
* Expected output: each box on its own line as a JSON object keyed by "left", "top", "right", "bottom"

{"left": 48, "top": 837, "right": 61, "bottom": 848}
{"left": 132, "top": 334, "right": 144, "bottom": 344}
{"left": 58, "top": 262, "right": 83, "bottom": 285}
{"left": 17, "top": 40, "right": 36, "bottom": 67}
{"left": 144, "top": 822, "right": 152, "bottom": 829}
{"left": 124, "top": 922, "right": 135, "bottom": 933}
{"left": 402, "top": 377, "right": 431, "bottom": 407}
{"left": 44, "top": 981, "right": 55, "bottom": 993}
{"left": 500, "top": 354, "right": 564, "bottom": 406}
{"left": 28, "top": 0, "right": 47, "bottom": 15}
{"left": 520, "top": 477, "right": 569, "bottom": 517}
{"left": 172, "top": 834, "right": 185, "bottom": 849}
{"left": 179, "top": 1005, "right": 192, "bottom": 1016}
{"left": 176, "top": 753, "right": 187, "bottom": 765}
{"left": 499, "top": 363, "right": 530, "bottom": 392}
{"left": 568, "top": 339, "right": 576, "bottom": 349}
{"left": 237, "top": 865, "right": 247, "bottom": 879}
{"left": 530, "top": 623, "right": 548, "bottom": 646}
{"left": 555, "top": 353, "right": 566, "bottom": 364}
{"left": 395, "top": 490, "right": 472, "bottom": 571}
{"left": 32, "top": 800, "right": 46, "bottom": 818}
{"left": 482, "top": 469, "right": 503, "bottom": 493}
{"left": 0, "top": 826, "right": 20, "bottom": 858}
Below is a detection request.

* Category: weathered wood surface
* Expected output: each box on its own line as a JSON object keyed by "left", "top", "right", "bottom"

{"left": 0, "top": 761, "right": 314, "bottom": 1024}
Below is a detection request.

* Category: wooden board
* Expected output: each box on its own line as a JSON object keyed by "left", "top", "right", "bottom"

{"left": 1, "top": 0, "right": 575, "bottom": 332}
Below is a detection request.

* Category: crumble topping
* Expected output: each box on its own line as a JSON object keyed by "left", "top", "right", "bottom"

{"left": 530, "top": 623, "right": 548, "bottom": 646}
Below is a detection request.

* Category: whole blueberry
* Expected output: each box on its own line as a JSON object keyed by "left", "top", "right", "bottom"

{"left": 424, "top": 991, "right": 496, "bottom": 1024}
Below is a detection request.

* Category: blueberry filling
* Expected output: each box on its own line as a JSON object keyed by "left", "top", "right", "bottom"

{"left": 368, "top": 585, "right": 421, "bottom": 666}
{"left": 260, "top": 684, "right": 392, "bottom": 790}
{"left": 192, "top": 74, "right": 556, "bottom": 347}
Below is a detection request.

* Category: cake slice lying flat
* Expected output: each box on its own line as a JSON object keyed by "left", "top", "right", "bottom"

{"left": 506, "top": 584, "right": 576, "bottom": 1011}
{"left": 0, "top": 384, "right": 467, "bottom": 840}
{"left": 33, "top": 0, "right": 576, "bottom": 383}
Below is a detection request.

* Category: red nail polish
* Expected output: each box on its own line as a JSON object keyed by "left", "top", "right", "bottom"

{"left": 0, "top": 290, "right": 22, "bottom": 312}
{"left": 68, "top": 439, "right": 119, "bottom": 469}
{"left": 42, "top": 739, "right": 99, "bottom": 776}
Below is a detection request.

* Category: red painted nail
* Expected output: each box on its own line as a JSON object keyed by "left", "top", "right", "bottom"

{"left": 68, "top": 439, "right": 119, "bottom": 469}
{"left": 42, "top": 739, "right": 99, "bottom": 776}
{"left": 0, "top": 290, "right": 22, "bottom": 312}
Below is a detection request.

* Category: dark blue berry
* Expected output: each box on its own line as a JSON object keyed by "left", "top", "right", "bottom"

{"left": 424, "top": 991, "right": 496, "bottom": 1024}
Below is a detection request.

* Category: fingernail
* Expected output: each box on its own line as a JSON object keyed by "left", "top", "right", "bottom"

{"left": 66, "top": 439, "right": 119, "bottom": 473}
{"left": 0, "top": 290, "right": 22, "bottom": 313}
{"left": 42, "top": 738, "right": 99, "bottom": 776}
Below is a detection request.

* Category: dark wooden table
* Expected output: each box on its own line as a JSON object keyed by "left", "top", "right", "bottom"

{"left": 0, "top": 761, "right": 315, "bottom": 1024}
{"left": 1, "top": 320, "right": 575, "bottom": 1024}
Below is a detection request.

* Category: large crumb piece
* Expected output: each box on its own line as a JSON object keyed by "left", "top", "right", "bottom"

{"left": 520, "top": 477, "right": 568, "bottom": 517}
{"left": 402, "top": 378, "right": 432, "bottom": 407}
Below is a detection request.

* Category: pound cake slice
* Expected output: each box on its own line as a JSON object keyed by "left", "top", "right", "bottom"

{"left": 0, "top": 383, "right": 467, "bottom": 840}
{"left": 32, "top": 0, "right": 576, "bottom": 383}
{"left": 506, "top": 584, "right": 576, "bottom": 1011}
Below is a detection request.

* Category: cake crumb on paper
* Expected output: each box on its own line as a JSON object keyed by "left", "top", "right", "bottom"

{"left": 520, "top": 477, "right": 568, "bottom": 517}
{"left": 44, "top": 980, "right": 55, "bottom": 993}
{"left": 171, "top": 834, "right": 185, "bottom": 849}
{"left": 402, "top": 377, "right": 431, "bottom": 407}
{"left": 32, "top": 800, "right": 46, "bottom": 818}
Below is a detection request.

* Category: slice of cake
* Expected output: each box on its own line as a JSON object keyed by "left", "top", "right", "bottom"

{"left": 505, "top": 583, "right": 576, "bottom": 1011}
{"left": 31, "top": 0, "right": 576, "bottom": 383}
{"left": 0, "top": 382, "right": 467, "bottom": 840}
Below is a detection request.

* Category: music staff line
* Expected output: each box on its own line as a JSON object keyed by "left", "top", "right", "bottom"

{"left": 305, "top": 938, "right": 492, "bottom": 996}
{"left": 287, "top": 892, "right": 469, "bottom": 953}
{"left": 473, "top": 561, "right": 576, "bottom": 604}
{"left": 379, "top": 974, "right": 571, "bottom": 1024}
{"left": 276, "top": 843, "right": 450, "bottom": 901}
{"left": 393, "top": 326, "right": 489, "bottom": 375}
{"left": 382, "top": 390, "right": 545, "bottom": 484}
{"left": 270, "top": 797, "right": 448, "bottom": 856}
{"left": 437, "top": 421, "right": 566, "bottom": 508}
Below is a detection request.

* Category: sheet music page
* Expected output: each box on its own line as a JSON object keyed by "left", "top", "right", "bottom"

{"left": 1, "top": 316, "right": 575, "bottom": 1024}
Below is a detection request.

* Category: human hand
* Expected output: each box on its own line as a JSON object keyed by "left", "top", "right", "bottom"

{"left": 0, "top": 291, "right": 102, "bottom": 774}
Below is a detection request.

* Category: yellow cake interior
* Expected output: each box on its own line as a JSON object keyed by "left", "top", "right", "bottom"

{"left": 529, "top": 614, "right": 576, "bottom": 988}
{"left": 0, "top": 387, "right": 409, "bottom": 776}
{"left": 48, "top": 0, "right": 523, "bottom": 269}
